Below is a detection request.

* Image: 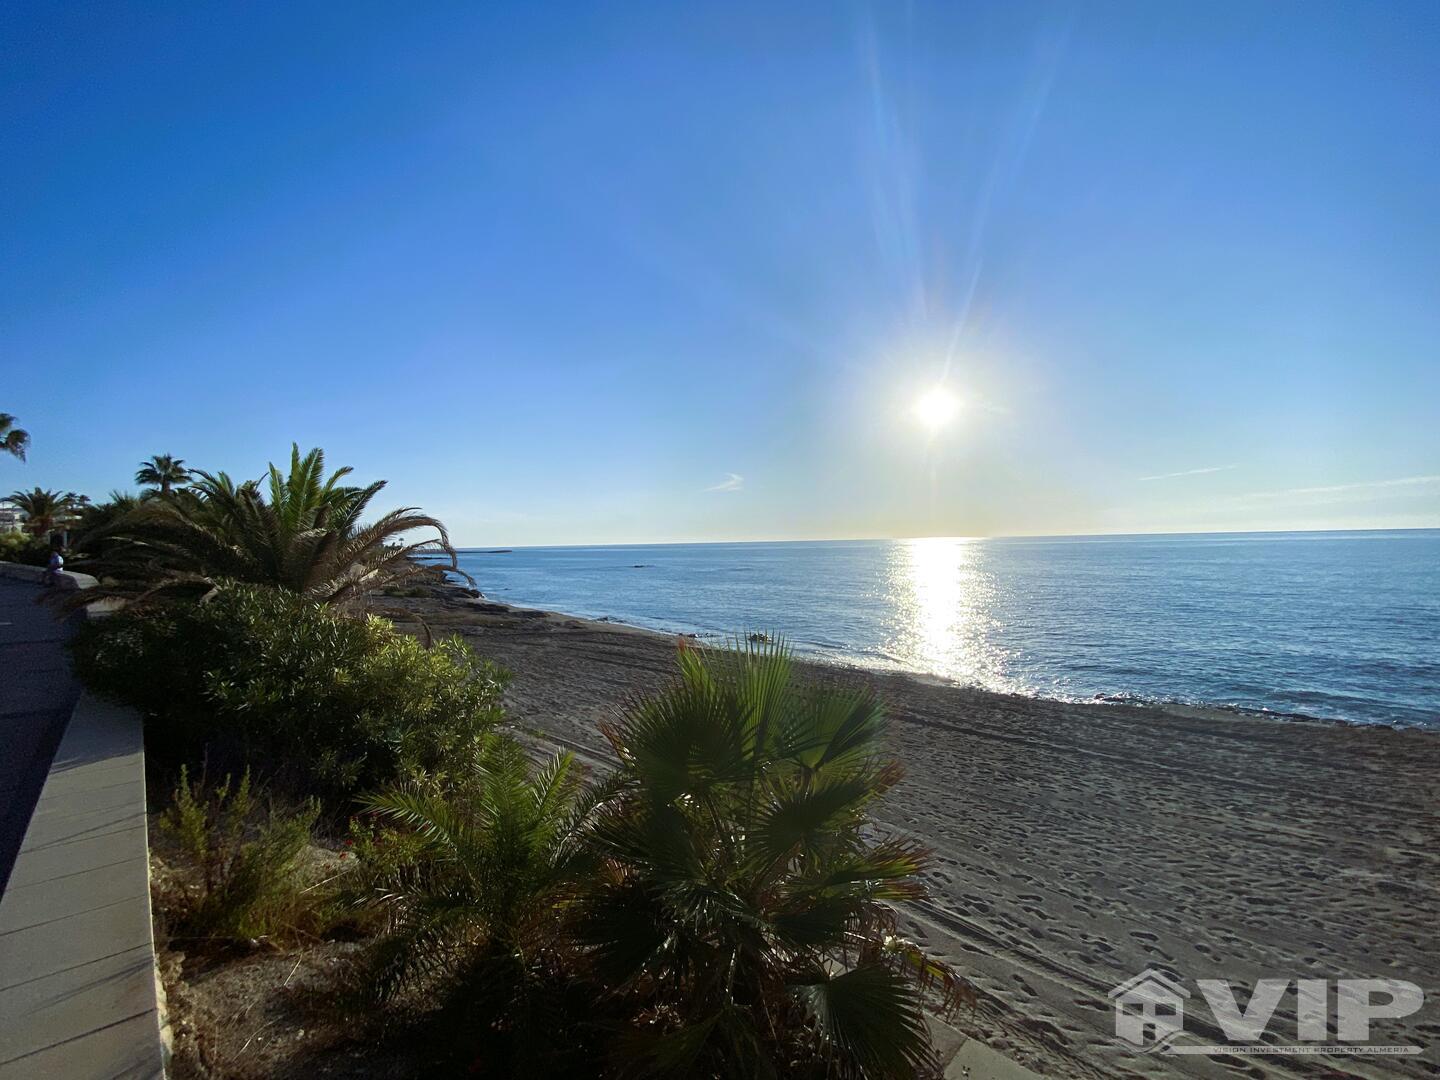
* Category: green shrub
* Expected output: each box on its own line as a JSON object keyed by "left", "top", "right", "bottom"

{"left": 0, "top": 531, "right": 50, "bottom": 566}
{"left": 157, "top": 766, "right": 320, "bottom": 944}
{"left": 71, "top": 585, "right": 508, "bottom": 806}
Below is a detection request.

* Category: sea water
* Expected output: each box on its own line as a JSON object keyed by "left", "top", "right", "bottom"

{"left": 450, "top": 531, "right": 1440, "bottom": 727}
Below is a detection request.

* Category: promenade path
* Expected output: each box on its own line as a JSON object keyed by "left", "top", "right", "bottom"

{"left": 0, "top": 579, "right": 81, "bottom": 894}
{"left": 0, "top": 573, "right": 166, "bottom": 1078}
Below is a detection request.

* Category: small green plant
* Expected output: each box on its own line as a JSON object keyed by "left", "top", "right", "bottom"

{"left": 350, "top": 734, "right": 609, "bottom": 1074}
{"left": 158, "top": 766, "right": 321, "bottom": 945}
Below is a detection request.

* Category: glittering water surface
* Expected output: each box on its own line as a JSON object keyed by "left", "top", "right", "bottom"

{"left": 451, "top": 531, "right": 1440, "bottom": 727}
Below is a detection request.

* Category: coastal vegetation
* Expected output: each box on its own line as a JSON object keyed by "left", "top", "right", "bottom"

{"left": 0, "top": 529, "right": 51, "bottom": 565}
{"left": 0, "top": 412, "right": 28, "bottom": 461}
{"left": 352, "top": 737, "right": 605, "bottom": 1074}
{"left": 345, "top": 643, "right": 967, "bottom": 1076}
{"left": 4, "top": 486, "right": 79, "bottom": 536}
{"left": 48, "top": 443, "right": 961, "bottom": 1077}
{"left": 156, "top": 767, "right": 324, "bottom": 945}
{"left": 70, "top": 585, "right": 508, "bottom": 807}
{"left": 573, "top": 639, "right": 966, "bottom": 1077}
{"left": 134, "top": 452, "right": 191, "bottom": 496}
{"left": 68, "top": 445, "right": 470, "bottom": 608}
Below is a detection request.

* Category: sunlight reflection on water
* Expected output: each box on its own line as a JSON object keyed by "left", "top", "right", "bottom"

{"left": 883, "top": 537, "right": 1019, "bottom": 694}
{"left": 452, "top": 532, "right": 1440, "bottom": 726}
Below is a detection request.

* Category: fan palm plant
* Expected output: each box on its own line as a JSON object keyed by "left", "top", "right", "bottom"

{"left": 135, "top": 453, "right": 191, "bottom": 496}
{"left": 577, "top": 639, "right": 969, "bottom": 1079}
{"left": 4, "top": 487, "right": 76, "bottom": 537}
{"left": 354, "top": 736, "right": 603, "bottom": 1071}
{"left": 72, "top": 444, "right": 469, "bottom": 609}
{"left": 0, "top": 414, "right": 29, "bottom": 462}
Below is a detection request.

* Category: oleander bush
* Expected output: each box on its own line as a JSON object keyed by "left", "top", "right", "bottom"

{"left": 70, "top": 585, "right": 507, "bottom": 808}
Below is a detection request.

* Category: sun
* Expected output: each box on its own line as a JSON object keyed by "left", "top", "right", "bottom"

{"left": 912, "top": 386, "right": 960, "bottom": 432}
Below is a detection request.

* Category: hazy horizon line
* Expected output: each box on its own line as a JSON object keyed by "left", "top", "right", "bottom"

{"left": 445, "top": 524, "right": 1440, "bottom": 551}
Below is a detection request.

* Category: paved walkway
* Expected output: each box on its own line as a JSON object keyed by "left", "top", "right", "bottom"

{"left": 0, "top": 580, "right": 82, "bottom": 894}
{"left": 0, "top": 574, "right": 166, "bottom": 1078}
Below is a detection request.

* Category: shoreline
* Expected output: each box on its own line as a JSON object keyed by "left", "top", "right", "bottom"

{"left": 387, "top": 588, "right": 1440, "bottom": 1079}
{"left": 437, "top": 587, "right": 1424, "bottom": 734}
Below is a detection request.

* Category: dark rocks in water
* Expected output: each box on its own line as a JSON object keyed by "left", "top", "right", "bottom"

{"left": 631, "top": 564, "right": 651, "bottom": 568}
{"left": 748, "top": 632, "right": 772, "bottom": 643}
{"left": 482, "top": 549, "right": 513, "bottom": 554}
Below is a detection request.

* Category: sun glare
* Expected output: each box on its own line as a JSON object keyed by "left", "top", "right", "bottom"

{"left": 913, "top": 386, "right": 959, "bottom": 432}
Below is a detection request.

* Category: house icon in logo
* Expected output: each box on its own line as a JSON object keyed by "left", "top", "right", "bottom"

{"left": 1109, "top": 969, "right": 1190, "bottom": 1049}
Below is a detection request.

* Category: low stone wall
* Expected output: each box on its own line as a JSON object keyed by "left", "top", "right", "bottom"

{"left": 0, "top": 561, "right": 98, "bottom": 590}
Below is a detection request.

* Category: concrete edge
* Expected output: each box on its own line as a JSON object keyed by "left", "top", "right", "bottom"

{"left": 0, "top": 560, "right": 98, "bottom": 591}
{"left": 927, "top": 1014, "right": 1043, "bottom": 1080}
{"left": 0, "top": 692, "right": 166, "bottom": 1079}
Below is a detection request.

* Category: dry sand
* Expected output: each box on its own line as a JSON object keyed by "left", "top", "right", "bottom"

{"left": 390, "top": 593, "right": 1439, "bottom": 1079}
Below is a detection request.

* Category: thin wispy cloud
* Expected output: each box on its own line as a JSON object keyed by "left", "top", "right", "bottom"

{"left": 1139, "top": 465, "right": 1236, "bottom": 481}
{"left": 1243, "top": 475, "right": 1440, "bottom": 502}
{"left": 705, "top": 473, "right": 744, "bottom": 493}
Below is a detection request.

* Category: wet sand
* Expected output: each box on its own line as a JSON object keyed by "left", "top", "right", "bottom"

{"left": 388, "top": 593, "right": 1439, "bottom": 1078}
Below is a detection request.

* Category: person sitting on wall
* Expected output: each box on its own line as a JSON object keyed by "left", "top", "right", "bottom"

{"left": 41, "top": 539, "right": 64, "bottom": 586}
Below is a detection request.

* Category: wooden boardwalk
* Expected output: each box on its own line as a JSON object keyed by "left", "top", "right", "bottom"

{"left": 0, "top": 572, "right": 165, "bottom": 1079}
{"left": 0, "top": 578, "right": 82, "bottom": 893}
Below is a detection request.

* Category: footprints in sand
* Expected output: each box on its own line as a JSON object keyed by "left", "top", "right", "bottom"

{"left": 480, "top": 620, "right": 1440, "bottom": 1078}
{"left": 881, "top": 763, "right": 1435, "bottom": 1078}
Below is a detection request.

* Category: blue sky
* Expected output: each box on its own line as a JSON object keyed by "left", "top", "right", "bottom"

{"left": 3, "top": 1, "right": 1437, "bottom": 544}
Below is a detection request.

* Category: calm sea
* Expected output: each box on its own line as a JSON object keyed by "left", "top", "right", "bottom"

{"left": 449, "top": 531, "right": 1440, "bottom": 728}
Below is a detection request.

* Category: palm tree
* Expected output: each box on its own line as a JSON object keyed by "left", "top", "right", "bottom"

{"left": 69, "top": 491, "right": 142, "bottom": 558}
{"left": 0, "top": 414, "right": 29, "bottom": 462}
{"left": 576, "top": 639, "right": 970, "bottom": 1079}
{"left": 134, "top": 453, "right": 190, "bottom": 496}
{"left": 355, "top": 736, "right": 601, "bottom": 1072}
{"left": 75, "top": 444, "right": 470, "bottom": 608}
{"left": 4, "top": 488, "right": 75, "bottom": 537}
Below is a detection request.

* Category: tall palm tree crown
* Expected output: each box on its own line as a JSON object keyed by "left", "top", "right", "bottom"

{"left": 134, "top": 453, "right": 191, "bottom": 496}
{"left": 0, "top": 414, "right": 29, "bottom": 462}
{"left": 78, "top": 444, "right": 468, "bottom": 608}
{"left": 4, "top": 488, "right": 76, "bottom": 537}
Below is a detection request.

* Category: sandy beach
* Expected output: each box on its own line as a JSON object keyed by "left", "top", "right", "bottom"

{"left": 389, "top": 591, "right": 1440, "bottom": 1079}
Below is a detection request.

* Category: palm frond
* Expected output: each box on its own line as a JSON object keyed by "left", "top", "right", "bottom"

{"left": 792, "top": 963, "right": 936, "bottom": 1080}
{"left": 71, "top": 445, "right": 466, "bottom": 612}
